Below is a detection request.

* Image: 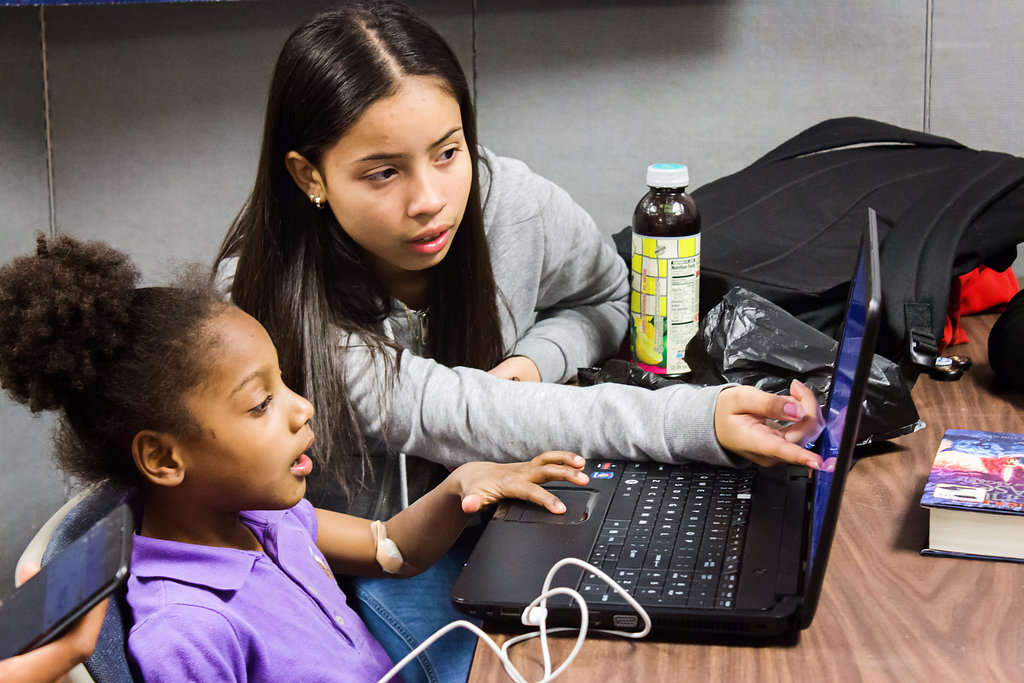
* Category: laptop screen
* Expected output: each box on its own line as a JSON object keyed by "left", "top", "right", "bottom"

{"left": 807, "top": 212, "right": 880, "bottom": 580}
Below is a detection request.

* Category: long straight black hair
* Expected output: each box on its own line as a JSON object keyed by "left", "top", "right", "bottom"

{"left": 215, "top": 1, "right": 504, "bottom": 496}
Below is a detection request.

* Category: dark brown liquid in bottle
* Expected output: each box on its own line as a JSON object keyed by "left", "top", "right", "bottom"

{"left": 632, "top": 187, "right": 701, "bottom": 236}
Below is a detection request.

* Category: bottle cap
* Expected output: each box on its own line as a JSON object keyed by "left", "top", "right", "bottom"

{"left": 646, "top": 163, "right": 689, "bottom": 188}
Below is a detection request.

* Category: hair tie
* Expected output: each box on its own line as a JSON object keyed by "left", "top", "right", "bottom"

{"left": 370, "top": 520, "right": 404, "bottom": 574}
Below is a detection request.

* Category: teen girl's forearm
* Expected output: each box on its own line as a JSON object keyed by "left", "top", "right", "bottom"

{"left": 346, "top": 341, "right": 738, "bottom": 469}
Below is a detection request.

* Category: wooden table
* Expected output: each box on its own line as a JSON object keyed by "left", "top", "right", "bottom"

{"left": 468, "top": 313, "right": 1024, "bottom": 681}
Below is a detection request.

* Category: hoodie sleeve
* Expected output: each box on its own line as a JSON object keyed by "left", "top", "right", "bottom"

{"left": 340, "top": 331, "right": 741, "bottom": 469}
{"left": 480, "top": 149, "right": 630, "bottom": 383}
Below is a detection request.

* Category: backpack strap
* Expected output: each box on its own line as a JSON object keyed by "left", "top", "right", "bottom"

{"left": 754, "top": 117, "right": 964, "bottom": 166}
{"left": 882, "top": 151, "right": 1024, "bottom": 377}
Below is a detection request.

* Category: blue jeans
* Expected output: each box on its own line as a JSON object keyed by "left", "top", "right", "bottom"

{"left": 346, "top": 530, "right": 482, "bottom": 683}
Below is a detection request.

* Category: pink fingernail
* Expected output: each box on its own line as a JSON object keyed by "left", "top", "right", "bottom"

{"left": 784, "top": 402, "right": 804, "bottom": 420}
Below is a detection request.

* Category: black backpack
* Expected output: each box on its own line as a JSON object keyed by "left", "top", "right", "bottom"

{"left": 691, "top": 117, "right": 1024, "bottom": 380}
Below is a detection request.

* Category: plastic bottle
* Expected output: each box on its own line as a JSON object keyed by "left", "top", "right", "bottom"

{"left": 629, "top": 163, "right": 701, "bottom": 377}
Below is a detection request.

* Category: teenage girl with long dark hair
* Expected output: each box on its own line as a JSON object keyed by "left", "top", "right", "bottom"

{"left": 215, "top": 3, "right": 823, "bottom": 679}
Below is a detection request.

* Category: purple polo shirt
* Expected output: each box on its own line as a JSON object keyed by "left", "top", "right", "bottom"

{"left": 126, "top": 499, "right": 395, "bottom": 682}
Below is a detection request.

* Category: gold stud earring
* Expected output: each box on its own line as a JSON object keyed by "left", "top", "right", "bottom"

{"left": 309, "top": 194, "right": 325, "bottom": 210}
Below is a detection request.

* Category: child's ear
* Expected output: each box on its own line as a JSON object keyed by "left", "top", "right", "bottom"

{"left": 132, "top": 430, "right": 186, "bottom": 487}
{"left": 284, "top": 151, "right": 325, "bottom": 199}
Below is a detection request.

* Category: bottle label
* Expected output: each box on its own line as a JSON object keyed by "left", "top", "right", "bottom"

{"left": 629, "top": 233, "right": 700, "bottom": 375}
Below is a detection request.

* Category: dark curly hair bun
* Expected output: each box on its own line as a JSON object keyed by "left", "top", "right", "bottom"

{"left": 0, "top": 233, "right": 140, "bottom": 412}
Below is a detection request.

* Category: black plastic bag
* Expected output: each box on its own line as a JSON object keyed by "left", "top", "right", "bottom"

{"left": 580, "top": 287, "right": 923, "bottom": 445}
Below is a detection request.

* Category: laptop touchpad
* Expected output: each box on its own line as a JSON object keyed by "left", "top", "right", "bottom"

{"left": 515, "top": 488, "right": 596, "bottom": 525}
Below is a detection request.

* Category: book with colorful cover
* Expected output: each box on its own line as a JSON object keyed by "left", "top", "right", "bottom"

{"left": 920, "top": 429, "right": 1024, "bottom": 562}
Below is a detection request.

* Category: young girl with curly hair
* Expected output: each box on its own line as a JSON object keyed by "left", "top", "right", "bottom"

{"left": 0, "top": 234, "right": 588, "bottom": 681}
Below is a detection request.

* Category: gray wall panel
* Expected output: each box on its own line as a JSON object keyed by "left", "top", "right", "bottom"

{"left": 0, "top": 10, "right": 69, "bottom": 592}
{"left": 1, "top": 9, "right": 50, "bottom": 254}
{"left": 930, "top": 0, "right": 1024, "bottom": 265}
{"left": 46, "top": 1, "right": 345, "bottom": 283}
{"left": 475, "top": 0, "right": 925, "bottom": 232}
{"left": 930, "top": 0, "right": 1024, "bottom": 156}
{"left": 44, "top": 0, "right": 472, "bottom": 283}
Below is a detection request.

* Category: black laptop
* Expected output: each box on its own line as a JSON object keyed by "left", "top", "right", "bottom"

{"left": 451, "top": 209, "right": 883, "bottom": 637}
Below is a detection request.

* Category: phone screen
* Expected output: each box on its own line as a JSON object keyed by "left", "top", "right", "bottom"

{"left": 0, "top": 503, "right": 132, "bottom": 660}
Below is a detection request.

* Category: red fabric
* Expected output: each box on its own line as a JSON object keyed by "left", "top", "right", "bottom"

{"left": 942, "top": 266, "right": 1020, "bottom": 349}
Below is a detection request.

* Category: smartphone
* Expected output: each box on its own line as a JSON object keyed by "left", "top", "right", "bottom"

{"left": 0, "top": 502, "right": 133, "bottom": 660}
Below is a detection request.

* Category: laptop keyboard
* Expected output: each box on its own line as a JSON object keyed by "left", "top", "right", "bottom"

{"left": 579, "top": 461, "right": 754, "bottom": 610}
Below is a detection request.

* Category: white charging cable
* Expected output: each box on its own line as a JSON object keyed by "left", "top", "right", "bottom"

{"left": 375, "top": 557, "right": 651, "bottom": 683}
{"left": 398, "top": 451, "right": 410, "bottom": 510}
{"left": 381, "top": 316, "right": 413, "bottom": 512}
